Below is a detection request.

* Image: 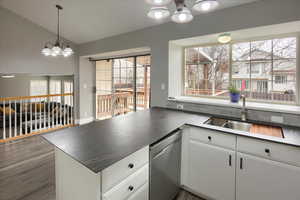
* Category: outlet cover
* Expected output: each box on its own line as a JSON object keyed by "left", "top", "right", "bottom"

{"left": 177, "top": 104, "right": 184, "bottom": 110}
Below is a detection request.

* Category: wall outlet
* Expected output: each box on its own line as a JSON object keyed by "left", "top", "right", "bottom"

{"left": 271, "top": 115, "right": 284, "bottom": 123}
{"left": 177, "top": 104, "right": 184, "bottom": 110}
{"left": 161, "top": 83, "right": 165, "bottom": 90}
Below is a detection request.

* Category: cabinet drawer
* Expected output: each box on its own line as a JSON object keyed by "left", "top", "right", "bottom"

{"left": 102, "top": 146, "right": 149, "bottom": 193}
{"left": 189, "top": 126, "right": 236, "bottom": 150}
{"left": 237, "top": 136, "right": 300, "bottom": 167}
{"left": 127, "top": 183, "right": 148, "bottom": 200}
{"left": 102, "top": 164, "right": 149, "bottom": 200}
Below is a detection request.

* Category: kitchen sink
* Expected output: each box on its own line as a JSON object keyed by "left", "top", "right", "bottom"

{"left": 204, "top": 117, "right": 284, "bottom": 138}
{"left": 205, "top": 117, "right": 252, "bottom": 132}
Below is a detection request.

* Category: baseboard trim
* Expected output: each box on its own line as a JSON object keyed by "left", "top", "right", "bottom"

{"left": 75, "top": 117, "right": 94, "bottom": 125}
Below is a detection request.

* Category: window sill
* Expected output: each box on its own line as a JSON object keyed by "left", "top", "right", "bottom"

{"left": 169, "top": 96, "right": 300, "bottom": 115}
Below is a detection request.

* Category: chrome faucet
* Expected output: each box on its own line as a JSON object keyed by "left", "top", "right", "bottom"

{"left": 241, "top": 95, "right": 247, "bottom": 121}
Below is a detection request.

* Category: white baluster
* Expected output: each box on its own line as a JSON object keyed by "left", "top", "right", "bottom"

{"left": 35, "top": 100, "right": 37, "bottom": 131}
{"left": 30, "top": 101, "right": 33, "bottom": 133}
{"left": 14, "top": 100, "right": 17, "bottom": 137}
{"left": 3, "top": 101, "right": 6, "bottom": 140}
{"left": 44, "top": 98, "right": 46, "bottom": 129}
{"left": 25, "top": 99, "right": 28, "bottom": 134}
{"left": 20, "top": 99, "right": 22, "bottom": 135}
{"left": 9, "top": 100, "right": 12, "bottom": 138}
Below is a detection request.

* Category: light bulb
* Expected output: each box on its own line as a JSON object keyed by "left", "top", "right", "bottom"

{"left": 193, "top": 0, "right": 219, "bottom": 12}
{"left": 147, "top": 7, "right": 170, "bottom": 20}
{"left": 178, "top": 13, "right": 187, "bottom": 21}
{"left": 52, "top": 46, "right": 62, "bottom": 55}
{"left": 171, "top": 7, "right": 193, "bottom": 23}
{"left": 41, "top": 47, "right": 51, "bottom": 56}
{"left": 51, "top": 51, "right": 58, "bottom": 57}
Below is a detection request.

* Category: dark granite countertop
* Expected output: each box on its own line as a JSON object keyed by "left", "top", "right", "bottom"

{"left": 42, "top": 107, "right": 300, "bottom": 174}
{"left": 42, "top": 107, "right": 209, "bottom": 173}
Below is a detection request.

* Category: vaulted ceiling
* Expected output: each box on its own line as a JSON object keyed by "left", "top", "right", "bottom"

{"left": 0, "top": 0, "right": 260, "bottom": 44}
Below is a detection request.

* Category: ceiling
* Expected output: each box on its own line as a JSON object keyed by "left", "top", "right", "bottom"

{"left": 0, "top": 0, "right": 260, "bottom": 44}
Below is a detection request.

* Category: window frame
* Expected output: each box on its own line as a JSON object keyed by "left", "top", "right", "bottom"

{"left": 182, "top": 33, "right": 299, "bottom": 105}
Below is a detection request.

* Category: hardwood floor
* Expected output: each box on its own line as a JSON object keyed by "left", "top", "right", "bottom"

{"left": 0, "top": 136, "right": 55, "bottom": 200}
{"left": 175, "top": 190, "right": 205, "bottom": 200}
{"left": 0, "top": 135, "right": 204, "bottom": 200}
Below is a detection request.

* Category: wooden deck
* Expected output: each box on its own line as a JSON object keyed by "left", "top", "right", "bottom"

{"left": 0, "top": 135, "right": 203, "bottom": 200}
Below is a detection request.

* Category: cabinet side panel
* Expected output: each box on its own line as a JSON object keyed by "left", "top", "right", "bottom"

{"left": 55, "top": 148, "right": 101, "bottom": 200}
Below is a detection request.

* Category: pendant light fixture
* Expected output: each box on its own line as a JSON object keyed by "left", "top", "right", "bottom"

{"left": 146, "top": 0, "right": 219, "bottom": 23}
{"left": 41, "top": 5, "right": 74, "bottom": 57}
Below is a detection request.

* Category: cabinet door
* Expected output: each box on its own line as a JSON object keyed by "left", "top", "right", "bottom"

{"left": 185, "top": 140, "right": 236, "bottom": 200}
{"left": 237, "top": 153, "right": 300, "bottom": 200}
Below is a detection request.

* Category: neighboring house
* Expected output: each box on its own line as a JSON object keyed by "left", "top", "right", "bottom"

{"left": 232, "top": 49, "right": 296, "bottom": 94}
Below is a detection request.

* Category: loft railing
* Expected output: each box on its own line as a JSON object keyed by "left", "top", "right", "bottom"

{"left": 0, "top": 93, "right": 75, "bottom": 142}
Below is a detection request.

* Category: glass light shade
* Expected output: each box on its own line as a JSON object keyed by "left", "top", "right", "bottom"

{"left": 145, "top": 0, "right": 172, "bottom": 6}
{"left": 62, "top": 47, "right": 74, "bottom": 57}
{"left": 218, "top": 33, "right": 232, "bottom": 44}
{"left": 52, "top": 46, "right": 62, "bottom": 55}
{"left": 41, "top": 47, "right": 51, "bottom": 56}
{"left": 1, "top": 75, "right": 15, "bottom": 78}
{"left": 193, "top": 0, "right": 219, "bottom": 12}
{"left": 147, "top": 7, "right": 170, "bottom": 20}
{"left": 51, "top": 51, "right": 58, "bottom": 57}
{"left": 171, "top": 7, "right": 193, "bottom": 24}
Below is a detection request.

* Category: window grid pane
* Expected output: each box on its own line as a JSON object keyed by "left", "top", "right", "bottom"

{"left": 184, "top": 36, "right": 297, "bottom": 104}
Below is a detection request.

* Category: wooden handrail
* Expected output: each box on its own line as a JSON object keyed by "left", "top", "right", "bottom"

{"left": 0, "top": 93, "right": 74, "bottom": 102}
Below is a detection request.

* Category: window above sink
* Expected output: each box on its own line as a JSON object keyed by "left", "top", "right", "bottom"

{"left": 183, "top": 36, "right": 297, "bottom": 105}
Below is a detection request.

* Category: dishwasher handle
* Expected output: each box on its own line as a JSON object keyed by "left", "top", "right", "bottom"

{"left": 152, "top": 145, "right": 170, "bottom": 159}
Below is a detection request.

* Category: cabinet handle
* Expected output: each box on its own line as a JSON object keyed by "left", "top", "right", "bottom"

{"left": 208, "top": 136, "right": 212, "bottom": 141}
{"left": 128, "top": 186, "right": 134, "bottom": 191}
{"left": 229, "top": 155, "right": 232, "bottom": 166}
{"left": 240, "top": 158, "right": 243, "bottom": 170}
{"left": 265, "top": 148, "right": 270, "bottom": 154}
{"left": 128, "top": 163, "right": 134, "bottom": 169}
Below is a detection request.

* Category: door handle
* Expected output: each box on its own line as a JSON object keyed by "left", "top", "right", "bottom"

{"left": 229, "top": 155, "right": 232, "bottom": 166}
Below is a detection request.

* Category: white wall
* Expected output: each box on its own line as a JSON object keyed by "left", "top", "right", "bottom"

{"left": 78, "top": 0, "right": 300, "bottom": 115}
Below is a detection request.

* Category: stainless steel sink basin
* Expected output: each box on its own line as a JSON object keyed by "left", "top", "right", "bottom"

{"left": 205, "top": 117, "right": 252, "bottom": 132}
{"left": 205, "top": 117, "right": 284, "bottom": 138}
{"left": 224, "top": 121, "right": 252, "bottom": 132}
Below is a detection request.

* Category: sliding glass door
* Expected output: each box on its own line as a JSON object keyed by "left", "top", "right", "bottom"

{"left": 96, "top": 55, "right": 151, "bottom": 120}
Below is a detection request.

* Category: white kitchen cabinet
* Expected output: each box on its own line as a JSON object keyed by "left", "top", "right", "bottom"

{"left": 236, "top": 152, "right": 300, "bottom": 200}
{"left": 182, "top": 127, "right": 236, "bottom": 200}
{"left": 127, "top": 183, "right": 148, "bottom": 200}
{"left": 55, "top": 146, "right": 149, "bottom": 200}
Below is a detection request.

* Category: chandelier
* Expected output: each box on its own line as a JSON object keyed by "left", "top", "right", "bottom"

{"left": 146, "top": 0, "right": 219, "bottom": 23}
{"left": 41, "top": 5, "right": 74, "bottom": 57}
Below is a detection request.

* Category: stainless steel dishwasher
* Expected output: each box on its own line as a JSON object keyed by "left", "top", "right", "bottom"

{"left": 150, "top": 129, "right": 182, "bottom": 200}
